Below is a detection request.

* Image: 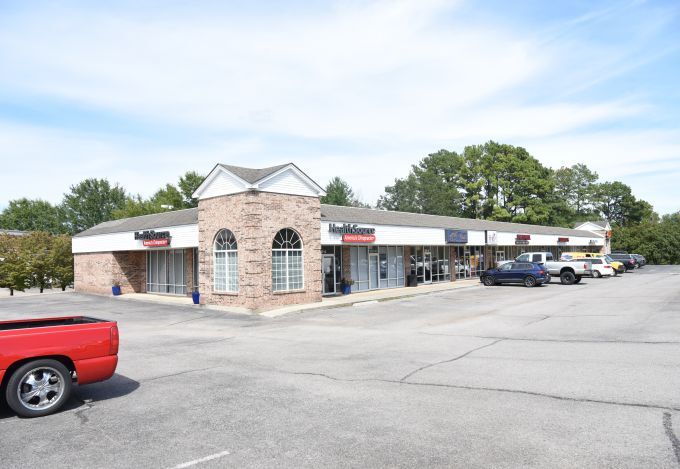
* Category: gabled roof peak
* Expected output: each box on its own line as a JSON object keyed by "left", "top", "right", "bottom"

{"left": 218, "top": 163, "right": 291, "bottom": 184}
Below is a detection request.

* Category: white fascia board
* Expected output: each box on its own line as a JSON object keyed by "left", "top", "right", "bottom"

{"left": 72, "top": 224, "right": 199, "bottom": 254}
{"left": 321, "top": 221, "right": 604, "bottom": 247}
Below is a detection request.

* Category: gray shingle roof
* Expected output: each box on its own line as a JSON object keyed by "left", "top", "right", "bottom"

{"left": 74, "top": 208, "right": 198, "bottom": 237}
{"left": 218, "top": 163, "right": 290, "bottom": 184}
{"left": 74, "top": 204, "right": 603, "bottom": 239}
{"left": 321, "top": 205, "right": 602, "bottom": 237}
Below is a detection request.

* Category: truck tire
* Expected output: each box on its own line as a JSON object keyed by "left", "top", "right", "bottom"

{"left": 524, "top": 276, "right": 537, "bottom": 287}
{"left": 5, "top": 359, "right": 72, "bottom": 418}
{"left": 482, "top": 276, "right": 495, "bottom": 286}
{"left": 560, "top": 271, "right": 576, "bottom": 285}
{"left": 574, "top": 276, "right": 582, "bottom": 284}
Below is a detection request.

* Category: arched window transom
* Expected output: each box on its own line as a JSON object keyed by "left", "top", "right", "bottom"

{"left": 272, "top": 228, "right": 303, "bottom": 291}
{"left": 214, "top": 229, "right": 238, "bottom": 292}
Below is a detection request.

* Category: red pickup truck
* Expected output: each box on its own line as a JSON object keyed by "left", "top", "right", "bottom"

{"left": 0, "top": 316, "right": 119, "bottom": 417}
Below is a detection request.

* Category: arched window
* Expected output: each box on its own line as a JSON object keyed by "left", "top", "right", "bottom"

{"left": 272, "top": 228, "right": 303, "bottom": 292}
{"left": 214, "top": 229, "right": 238, "bottom": 292}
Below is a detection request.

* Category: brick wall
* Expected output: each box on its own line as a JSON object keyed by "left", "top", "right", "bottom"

{"left": 74, "top": 251, "right": 146, "bottom": 295}
{"left": 198, "top": 191, "right": 322, "bottom": 311}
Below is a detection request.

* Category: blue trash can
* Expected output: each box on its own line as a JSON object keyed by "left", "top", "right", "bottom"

{"left": 192, "top": 291, "right": 200, "bottom": 305}
{"left": 112, "top": 285, "right": 122, "bottom": 296}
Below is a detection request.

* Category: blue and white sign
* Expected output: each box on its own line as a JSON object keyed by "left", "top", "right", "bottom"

{"left": 445, "top": 229, "right": 468, "bottom": 244}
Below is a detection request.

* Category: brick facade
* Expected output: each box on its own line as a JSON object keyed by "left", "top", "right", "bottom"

{"left": 198, "top": 191, "right": 322, "bottom": 311}
{"left": 74, "top": 251, "right": 146, "bottom": 295}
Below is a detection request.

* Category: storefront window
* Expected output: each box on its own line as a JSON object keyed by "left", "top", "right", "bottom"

{"left": 214, "top": 229, "right": 238, "bottom": 293}
{"left": 272, "top": 228, "right": 303, "bottom": 292}
{"left": 146, "top": 249, "right": 186, "bottom": 295}
{"left": 350, "top": 245, "right": 404, "bottom": 291}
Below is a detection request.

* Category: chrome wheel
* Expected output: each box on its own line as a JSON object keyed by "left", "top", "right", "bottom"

{"left": 17, "top": 367, "right": 65, "bottom": 412}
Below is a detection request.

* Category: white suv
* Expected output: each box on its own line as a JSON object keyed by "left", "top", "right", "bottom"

{"left": 580, "top": 258, "right": 613, "bottom": 278}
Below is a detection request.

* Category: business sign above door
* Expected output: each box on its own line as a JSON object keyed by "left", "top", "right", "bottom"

{"left": 342, "top": 233, "right": 376, "bottom": 243}
{"left": 329, "top": 224, "right": 376, "bottom": 243}
{"left": 486, "top": 230, "right": 498, "bottom": 245}
{"left": 134, "top": 230, "right": 171, "bottom": 247}
{"left": 557, "top": 237, "right": 569, "bottom": 243}
{"left": 515, "top": 234, "right": 531, "bottom": 245}
{"left": 445, "top": 229, "right": 468, "bottom": 244}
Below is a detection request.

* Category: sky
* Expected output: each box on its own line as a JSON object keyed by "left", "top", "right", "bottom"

{"left": 0, "top": 0, "right": 679, "bottom": 215}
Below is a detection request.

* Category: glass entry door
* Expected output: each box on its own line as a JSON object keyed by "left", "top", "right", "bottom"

{"left": 369, "top": 253, "right": 379, "bottom": 289}
{"left": 322, "top": 254, "right": 336, "bottom": 295}
{"left": 423, "top": 247, "right": 432, "bottom": 283}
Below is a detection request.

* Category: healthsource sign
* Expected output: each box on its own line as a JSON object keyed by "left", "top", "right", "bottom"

{"left": 328, "top": 224, "right": 376, "bottom": 243}
{"left": 134, "top": 230, "right": 171, "bottom": 247}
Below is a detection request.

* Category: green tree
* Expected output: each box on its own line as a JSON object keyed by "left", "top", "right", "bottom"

{"left": 0, "top": 234, "right": 31, "bottom": 295}
{"left": 61, "top": 179, "right": 127, "bottom": 234}
{"left": 611, "top": 212, "right": 680, "bottom": 264}
{"left": 321, "top": 177, "right": 369, "bottom": 207}
{"left": 553, "top": 164, "right": 599, "bottom": 218}
{"left": 595, "top": 181, "right": 656, "bottom": 226}
{"left": 112, "top": 195, "right": 167, "bottom": 220}
{"left": 377, "top": 150, "right": 464, "bottom": 216}
{"left": 0, "top": 198, "right": 66, "bottom": 234}
{"left": 50, "top": 234, "right": 74, "bottom": 291}
{"left": 21, "top": 232, "right": 54, "bottom": 293}
{"left": 377, "top": 174, "right": 420, "bottom": 212}
{"left": 178, "top": 171, "right": 205, "bottom": 208}
{"left": 151, "top": 184, "right": 185, "bottom": 210}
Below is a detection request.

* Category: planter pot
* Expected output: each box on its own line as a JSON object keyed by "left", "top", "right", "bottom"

{"left": 342, "top": 285, "right": 351, "bottom": 295}
{"left": 192, "top": 291, "right": 200, "bottom": 305}
{"left": 111, "top": 286, "right": 122, "bottom": 296}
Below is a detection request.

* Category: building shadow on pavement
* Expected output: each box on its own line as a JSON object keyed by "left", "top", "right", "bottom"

{"left": 0, "top": 373, "right": 139, "bottom": 419}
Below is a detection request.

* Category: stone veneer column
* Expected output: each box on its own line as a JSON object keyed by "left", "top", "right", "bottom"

{"left": 402, "top": 246, "right": 412, "bottom": 284}
{"left": 184, "top": 248, "right": 194, "bottom": 294}
{"left": 341, "top": 245, "right": 351, "bottom": 282}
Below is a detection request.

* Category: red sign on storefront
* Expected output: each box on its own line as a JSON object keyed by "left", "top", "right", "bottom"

{"left": 143, "top": 238, "right": 170, "bottom": 247}
{"left": 342, "top": 233, "right": 376, "bottom": 243}
{"left": 558, "top": 237, "right": 569, "bottom": 243}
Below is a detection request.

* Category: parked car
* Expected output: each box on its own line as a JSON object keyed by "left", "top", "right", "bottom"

{"left": 603, "top": 254, "right": 626, "bottom": 275}
{"left": 631, "top": 254, "right": 647, "bottom": 267}
{"left": 576, "top": 257, "right": 613, "bottom": 278}
{"left": 0, "top": 316, "right": 119, "bottom": 417}
{"left": 498, "top": 252, "right": 591, "bottom": 285}
{"left": 607, "top": 253, "right": 637, "bottom": 271}
{"left": 481, "top": 261, "right": 548, "bottom": 287}
{"left": 560, "top": 251, "right": 625, "bottom": 276}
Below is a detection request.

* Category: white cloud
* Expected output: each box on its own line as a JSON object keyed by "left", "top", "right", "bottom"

{"left": 0, "top": 0, "right": 678, "bottom": 215}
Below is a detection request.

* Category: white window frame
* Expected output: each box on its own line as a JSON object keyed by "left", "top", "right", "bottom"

{"left": 272, "top": 228, "right": 304, "bottom": 292}
{"left": 213, "top": 229, "right": 238, "bottom": 293}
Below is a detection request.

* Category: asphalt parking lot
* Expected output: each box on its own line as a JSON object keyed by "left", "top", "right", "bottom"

{"left": 1, "top": 266, "right": 680, "bottom": 468}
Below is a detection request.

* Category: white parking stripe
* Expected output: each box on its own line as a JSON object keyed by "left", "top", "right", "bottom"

{"left": 169, "top": 450, "right": 231, "bottom": 469}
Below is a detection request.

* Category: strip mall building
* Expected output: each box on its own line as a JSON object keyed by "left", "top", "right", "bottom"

{"left": 72, "top": 163, "right": 608, "bottom": 310}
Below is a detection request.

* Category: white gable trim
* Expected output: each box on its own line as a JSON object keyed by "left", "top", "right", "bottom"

{"left": 192, "top": 165, "right": 249, "bottom": 199}
{"left": 253, "top": 164, "right": 326, "bottom": 196}
{"left": 574, "top": 221, "right": 610, "bottom": 232}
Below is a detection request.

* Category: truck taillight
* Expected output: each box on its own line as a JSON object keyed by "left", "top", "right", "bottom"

{"left": 604, "top": 265, "right": 611, "bottom": 268}
{"left": 110, "top": 325, "right": 119, "bottom": 355}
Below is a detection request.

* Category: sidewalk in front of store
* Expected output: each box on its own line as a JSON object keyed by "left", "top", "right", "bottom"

{"left": 260, "top": 278, "right": 482, "bottom": 318}
{"left": 112, "top": 279, "right": 482, "bottom": 317}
